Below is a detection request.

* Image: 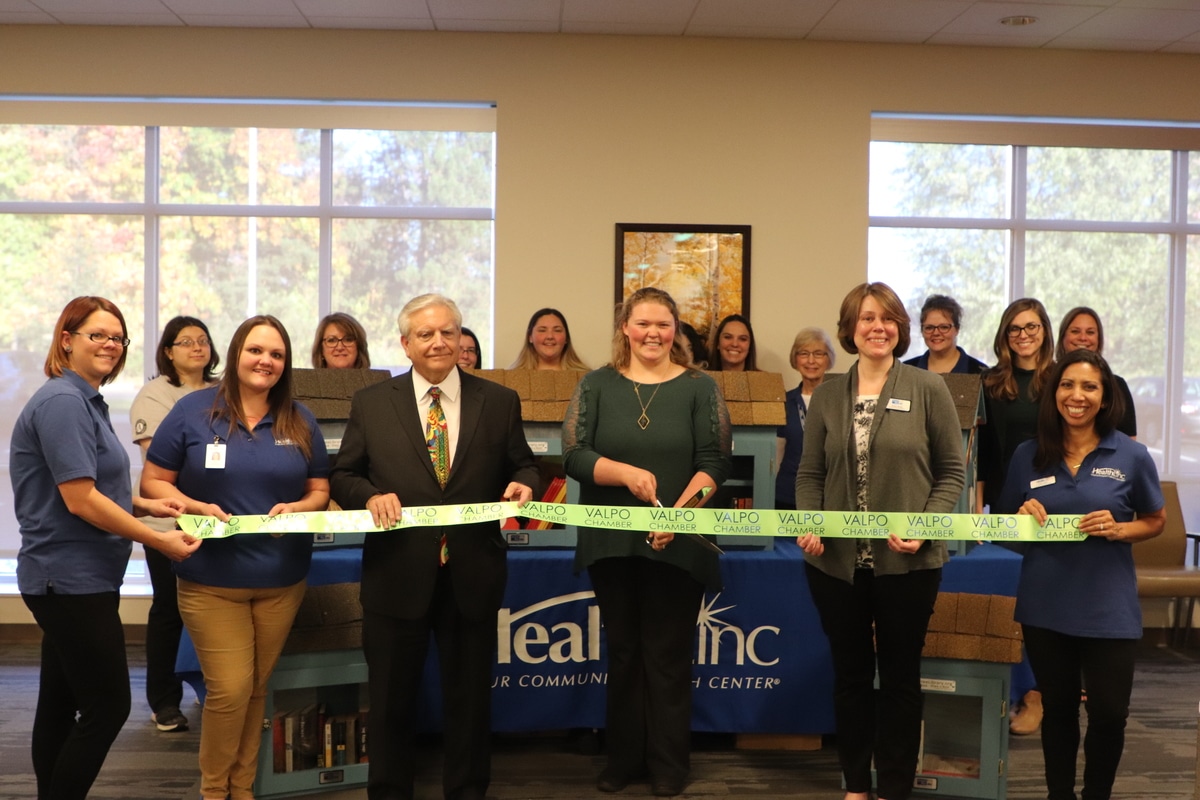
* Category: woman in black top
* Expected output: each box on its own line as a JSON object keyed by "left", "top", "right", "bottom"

{"left": 978, "top": 298, "right": 1055, "bottom": 513}
{"left": 1056, "top": 306, "right": 1136, "bottom": 439}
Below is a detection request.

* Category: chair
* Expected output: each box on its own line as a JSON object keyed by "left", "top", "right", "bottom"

{"left": 1134, "top": 481, "right": 1200, "bottom": 647}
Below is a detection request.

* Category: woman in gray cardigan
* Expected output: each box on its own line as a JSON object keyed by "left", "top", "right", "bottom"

{"left": 796, "top": 282, "right": 965, "bottom": 800}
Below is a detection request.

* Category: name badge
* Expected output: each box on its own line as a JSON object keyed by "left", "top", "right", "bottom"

{"left": 206, "top": 442, "right": 227, "bottom": 470}
{"left": 1030, "top": 476, "right": 1055, "bottom": 489}
{"left": 886, "top": 398, "right": 911, "bottom": 412}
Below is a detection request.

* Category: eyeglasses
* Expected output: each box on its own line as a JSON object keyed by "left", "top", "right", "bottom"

{"left": 172, "top": 337, "right": 210, "bottom": 349}
{"left": 72, "top": 331, "right": 130, "bottom": 348}
{"left": 1006, "top": 322, "right": 1043, "bottom": 339}
{"left": 460, "top": 347, "right": 478, "bottom": 355}
{"left": 922, "top": 324, "right": 955, "bottom": 335}
{"left": 322, "top": 335, "right": 357, "bottom": 347}
{"left": 795, "top": 350, "right": 829, "bottom": 361}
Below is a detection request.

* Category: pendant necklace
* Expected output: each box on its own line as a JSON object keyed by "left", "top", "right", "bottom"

{"left": 633, "top": 382, "right": 663, "bottom": 430}
{"left": 1067, "top": 443, "right": 1097, "bottom": 471}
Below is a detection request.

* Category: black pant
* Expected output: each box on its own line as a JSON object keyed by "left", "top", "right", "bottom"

{"left": 588, "top": 556, "right": 705, "bottom": 785}
{"left": 1022, "top": 624, "right": 1137, "bottom": 800}
{"left": 22, "top": 590, "right": 131, "bottom": 800}
{"left": 362, "top": 567, "right": 496, "bottom": 800}
{"left": 143, "top": 544, "right": 184, "bottom": 714}
{"left": 805, "top": 564, "right": 941, "bottom": 800}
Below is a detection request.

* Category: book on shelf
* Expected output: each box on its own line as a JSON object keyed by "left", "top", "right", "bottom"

{"left": 283, "top": 710, "right": 296, "bottom": 773}
{"left": 272, "top": 711, "right": 287, "bottom": 774}
{"left": 294, "top": 703, "right": 324, "bottom": 770}
{"left": 357, "top": 710, "right": 369, "bottom": 763}
{"left": 323, "top": 716, "right": 334, "bottom": 771}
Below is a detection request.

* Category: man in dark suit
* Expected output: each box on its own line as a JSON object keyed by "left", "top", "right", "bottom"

{"left": 330, "top": 293, "right": 536, "bottom": 800}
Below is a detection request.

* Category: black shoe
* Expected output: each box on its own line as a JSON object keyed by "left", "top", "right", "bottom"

{"left": 596, "top": 769, "right": 630, "bottom": 793}
{"left": 651, "top": 777, "right": 685, "bottom": 797}
{"left": 151, "top": 706, "right": 189, "bottom": 732}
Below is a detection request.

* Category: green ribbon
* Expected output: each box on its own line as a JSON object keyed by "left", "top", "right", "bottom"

{"left": 176, "top": 503, "right": 1086, "bottom": 542}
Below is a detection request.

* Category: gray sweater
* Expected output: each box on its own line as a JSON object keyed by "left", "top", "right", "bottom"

{"left": 795, "top": 359, "right": 966, "bottom": 583}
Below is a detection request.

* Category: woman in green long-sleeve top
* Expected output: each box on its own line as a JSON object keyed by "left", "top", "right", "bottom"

{"left": 563, "top": 287, "right": 731, "bottom": 798}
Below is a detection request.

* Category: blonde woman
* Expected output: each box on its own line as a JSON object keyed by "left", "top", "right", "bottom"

{"left": 509, "top": 308, "right": 589, "bottom": 370}
{"left": 775, "top": 327, "right": 834, "bottom": 509}
{"left": 563, "top": 287, "right": 731, "bottom": 797}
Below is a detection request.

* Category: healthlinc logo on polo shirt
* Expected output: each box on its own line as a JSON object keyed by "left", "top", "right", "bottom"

{"left": 1090, "top": 467, "right": 1126, "bottom": 482}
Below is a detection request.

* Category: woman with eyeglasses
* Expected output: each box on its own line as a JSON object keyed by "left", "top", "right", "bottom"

{"left": 12, "top": 296, "right": 200, "bottom": 800}
{"left": 979, "top": 298, "right": 1056, "bottom": 737}
{"left": 903, "top": 295, "right": 987, "bottom": 374}
{"left": 1056, "top": 307, "right": 1136, "bottom": 439}
{"left": 130, "top": 316, "right": 221, "bottom": 734}
{"left": 795, "top": 283, "right": 964, "bottom": 800}
{"left": 142, "top": 316, "right": 330, "bottom": 800}
{"left": 980, "top": 298, "right": 1056, "bottom": 514}
{"left": 311, "top": 312, "right": 371, "bottom": 369}
{"left": 459, "top": 326, "right": 482, "bottom": 369}
{"left": 775, "top": 327, "right": 835, "bottom": 509}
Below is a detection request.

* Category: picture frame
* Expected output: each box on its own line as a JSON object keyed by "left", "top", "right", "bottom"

{"left": 614, "top": 223, "right": 751, "bottom": 345}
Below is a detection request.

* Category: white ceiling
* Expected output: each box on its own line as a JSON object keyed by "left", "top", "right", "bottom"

{"left": 2, "top": 0, "right": 1200, "bottom": 54}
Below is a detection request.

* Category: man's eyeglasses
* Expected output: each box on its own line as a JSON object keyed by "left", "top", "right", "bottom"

{"left": 922, "top": 324, "right": 954, "bottom": 335}
{"left": 323, "top": 336, "right": 357, "bottom": 347}
{"left": 72, "top": 331, "right": 131, "bottom": 348}
{"left": 172, "top": 338, "right": 210, "bottom": 349}
{"left": 1006, "top": 322, "right": 1043, "bottom": 338}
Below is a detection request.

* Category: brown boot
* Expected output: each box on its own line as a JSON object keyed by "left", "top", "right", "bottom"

{"left": 1010, "top": 689, "right": 1043, "bottom": 735}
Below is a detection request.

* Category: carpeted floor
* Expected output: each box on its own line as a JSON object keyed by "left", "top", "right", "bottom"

{"left": 0, "top": 642, "right": 1195, "bottom": 799}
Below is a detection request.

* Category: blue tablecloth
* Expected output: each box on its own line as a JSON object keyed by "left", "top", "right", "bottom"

{"left": 178, "top": 541, "right": 1027, "bottom": 733}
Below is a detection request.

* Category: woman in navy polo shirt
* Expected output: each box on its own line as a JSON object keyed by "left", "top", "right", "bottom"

{"left": 998, "top": 348, "right": 1165, "bottom": 800}
{"left": 12, "top": 296, "right": 199, "bottom": 800}
{"left": 141, "top": 315, "right": 330, "bottom": 800}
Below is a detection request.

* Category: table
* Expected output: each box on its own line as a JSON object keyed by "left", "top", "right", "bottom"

{"left": 178, "top": 542, "right": 1026, "bottom": 733}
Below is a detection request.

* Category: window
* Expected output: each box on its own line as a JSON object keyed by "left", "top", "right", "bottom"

{"left": 868, "top": 116, "right": 1200, "bottom": 485}
{"left": 0, "top": 99, "right": 496, "bottom": 580}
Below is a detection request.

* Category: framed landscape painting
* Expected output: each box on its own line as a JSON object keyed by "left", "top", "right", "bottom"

{"left": 614, "top": 223, "right": 750, "bottom": 343}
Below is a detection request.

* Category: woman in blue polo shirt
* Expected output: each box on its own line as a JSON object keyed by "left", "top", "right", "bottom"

{"left": 141, "top": 315, "right": 330, "bottom": 800}
{"left": 998, "top": 348, "right": 1165, "bottom": 800}
{"left": 12, "top": 296, "right": 199, "bottom": 800}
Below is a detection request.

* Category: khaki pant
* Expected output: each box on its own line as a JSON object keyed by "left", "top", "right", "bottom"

{"left": 178, "top": 578, "right": 306, "bottom": 800}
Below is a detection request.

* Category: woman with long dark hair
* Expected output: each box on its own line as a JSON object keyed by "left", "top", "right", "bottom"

{"left": 709, "top": 313, "right": 758, "bottom": 371}
{"left": 998, "top": 348, "right": 1164, "bottom": 800}
{"left": 130, "top": 315, "right": 220, "bottom": 733}
{"left": 142, "top": 315, "right": 330, "bottom": 800}
{"left": 979, "top": 298, "right": 1056, "bottom": 512}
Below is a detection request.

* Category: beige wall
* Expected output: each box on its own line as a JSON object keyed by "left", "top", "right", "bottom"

{"left": 4, "top": 26, "right": 1200, "bottom": 373}
{"left": 2, "top": 26, "right": 1199, "bottom": 623}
